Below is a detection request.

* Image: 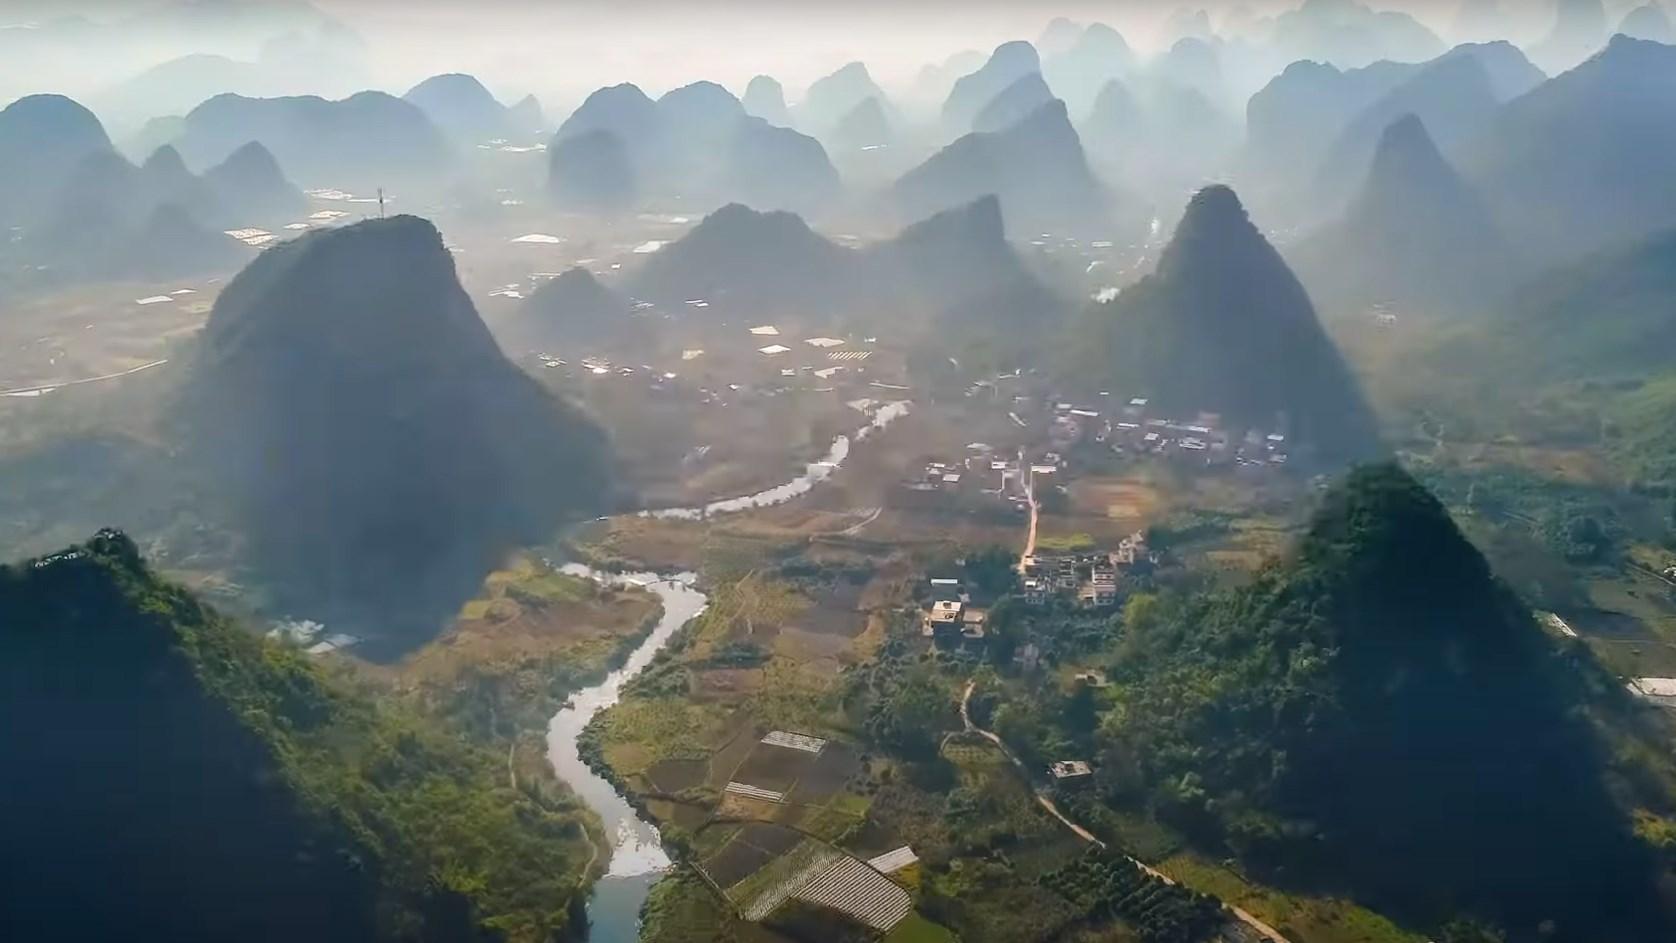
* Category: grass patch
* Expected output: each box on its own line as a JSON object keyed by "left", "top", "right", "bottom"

{"left": 1037, "top": 533, "right": 1097, "bottom": 553}
{"left": 884, "top": 912, "right": 958, "bottom": 943}
{"left": 1156, "top": 853, "right": 1423, "bottom": 943}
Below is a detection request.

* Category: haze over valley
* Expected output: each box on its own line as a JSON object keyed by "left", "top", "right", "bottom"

{"left": 9, "top": 3, "right": 1676, "bottom": 943}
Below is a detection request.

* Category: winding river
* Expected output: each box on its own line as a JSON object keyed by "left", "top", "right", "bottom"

{"left": 642, "top": 400, "right": 910, "bottom": 520}
{"left": 547, "top": 399, "right": 911, "bottom": 937}
{"left": 548, "top": 566, "right": 707, "bottom": 941}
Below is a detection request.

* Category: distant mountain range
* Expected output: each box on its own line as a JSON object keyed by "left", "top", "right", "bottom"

{"left": 522, "top": 195, "right": 1061, "bottom": 350}
{"left": 164, "top": 91, "right": 455, "bottom": 191}
{"left": 0, "top": 93, "right": 303, "bottom": 284}
{"left": 1080, "top": 76, "right": 1239, "bottom": 204}
{"left": 1245, "top": 41, "right": 1545, "bottom": 222}
{"left": 1066, "top": 185, "right": 1381, "bottom": 465}
{"left": 176, "top": 215, "right": 609, "bottom": 643}
{"left": 549, "top": 81, "right": 839, "bottom": 216}
{"left": 1468, "top": 35, "right": 1676, "bottom": 263}
{"left": 1267, "top": 0, "right": 1445, "bottom": 68}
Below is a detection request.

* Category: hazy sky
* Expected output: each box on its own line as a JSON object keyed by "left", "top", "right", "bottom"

{"left": 0, "top": 0, "right": 1639, "bottom": 123}
{"left": 306, "top": 0, "right": 1579, "bottom": 100}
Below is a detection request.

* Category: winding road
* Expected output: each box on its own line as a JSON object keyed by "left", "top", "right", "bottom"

{"left": 957, "top": 681, "right": 1291, "bottom": 943}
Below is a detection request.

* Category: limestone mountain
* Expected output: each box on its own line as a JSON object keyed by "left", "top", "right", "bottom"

{"left": 1471, "top": 35, "right": 1676, "bottom": 262}
{"left": 553, "top": 83, "right": 660, "bottom": 154}
{"left": 176, "top": 215, "right": 609, "bottom": 644}
{"left": 550, "top": 81, "right": 838, "bottom": 215}
{"left": 0, "top": 94, "right": 115, "bottom": 225}
{"left": 743, "top": 74, "right": 792, "bottom": 127}
{"left": 507, "top": 93, "right": 545, "bottom": 134}
{"left": 1244, "top": 58, "right": 1421, "bottom": 187}
{"left": 201, "top": 140, "right": 307, "bottom": 221}
{"left": 1043, "top": 22, "right": 1134, "bottom": 118}
{"left": 1529, "top": 0, "right": 1609, "bottom": 73}
{"left": 798, "top": 62, "right": 887, "bottom": 134}
{"left": 1151, "top": 36, "right": 1226, "bottom": 106}
{"left": 1267, "top": 0, "right": 1444, "bottom": 67}
{"left": 1038, "top": 16, "right": 1085, "bottom": 55}
{"left": 894, "top": 100, "right": 1114, "bottom": 238}
{"left": 169, "top": 91, "right": 455, "bottom": 191}
{"left": 1083, "top": 78, "right": 1238, "bottom": 203}
{"left": 1315, "top": 50, "right": 1500, "bottom": 203}
{"left": 830, "top": 97, "right": 893, "bottom": 151}
{"left": 864, "top": 194, "right": 1064, "bottom": 334}
{"left": 138, "top": 144, "right": 219, "bottom": 221}
{"left": 655, "top": 80, "right": 746, "bottom": 153}
{"left": 17, "top": 147, "right": 245, "bottom": 283}
{"left": 726, "top": 116, "right": 841, "bottom": 214}
{"left": 1104, "top": 463, "right": 1670, "bottom": 935}
{"left": 507, "top": 266, "right": 639, "bottom": 353}
{"left": 627, "top": 203, "right": 852, "bottom": 317}
{"left": 1620, "top": 3, "right": 1675, "bottom": 42}
{"left": 402, "top": 72, "right": 517, "bottom": 143}
{"left": 942, "top": 41, "right": 1041, "bottom": 132}
{"left": 972, "top": 72, "right": 1055, "bottom": 133}
{"left": 1245, "top": 41, "right": 1542, "bottom": 222}
{"left": 548, "top": 128, "right": 637, "bottom": 211}
{"left": 911, "top": 49, "right": 987, "bottom": 108}
{"left": 0, "top": 529, "right": 600, "bottom": 942}
{"left": 1293, "top": 114, "right": 1516, "bottom": 314}
{"left": 1066, "top": 185, "right": 1380, "bottom": 464}
{"left": 621, "top": 197, "right": 1059, "bottom": 335}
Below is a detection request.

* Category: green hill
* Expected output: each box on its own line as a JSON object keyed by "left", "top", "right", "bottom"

{"left": 1493, "top": 226, "right": 1676, "bottom": 382}
{"left": 0, "top": 530, "right": 600, "bottom": 943}
{"left": 1103, "top": 464, "right": 1670, "bottom": 937}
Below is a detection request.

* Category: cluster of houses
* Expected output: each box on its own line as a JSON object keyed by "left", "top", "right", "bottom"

{"left": 904, "top": 444, "right": 1035, "bottom": 514}
{"left": 1020, "top": 531, "right": 1151, "bottom": 609}
{"left": 1049, "top": 398, "right": 1293, "bottom": 468}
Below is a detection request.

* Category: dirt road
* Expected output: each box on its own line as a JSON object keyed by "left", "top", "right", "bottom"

{"left": 1019, "top": 461, "right": 1039, "bottom": 570}
{"left": 0, "top": 358, "right": 168, "bottom": 397}
{"left": 957, "top": 680, "right": 1291, "bottom": 943}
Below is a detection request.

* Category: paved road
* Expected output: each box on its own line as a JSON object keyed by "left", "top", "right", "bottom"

{"left": 957, "top": 680, "right": 1291, "bottom": 943}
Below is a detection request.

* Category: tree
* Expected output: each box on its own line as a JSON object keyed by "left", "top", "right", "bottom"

{"left": 963, "top": 545, "right": 1018, "bottom": 597}
{"left": 1065, "top": 679, "right": 1100, "bottom": 737}
{"left": 866, "top": 665, "right": 953, "bottom": 759}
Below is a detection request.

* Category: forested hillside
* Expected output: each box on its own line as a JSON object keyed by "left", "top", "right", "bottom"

{"left": 0, "top": 531, "right": 602, "bottom": 943}
{"left": 1098, "top": 465, "right": 1672, "bottom": 937}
